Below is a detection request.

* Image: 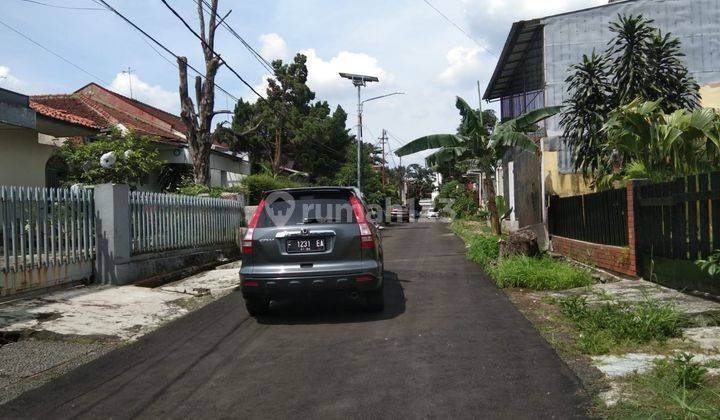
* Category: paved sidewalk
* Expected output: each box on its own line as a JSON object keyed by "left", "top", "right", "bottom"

{"left": 0, "top": 261, "right": 241, "bottom": 405}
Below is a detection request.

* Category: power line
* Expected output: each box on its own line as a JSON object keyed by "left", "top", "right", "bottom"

{"left": 196, "top": 0, "right": 275, "bottom": 74}
{"left": 159, "top": 0, "right": 266, "bottom": 100}
{"left": 0, "top": 18, "right": 108, "bottom": 83}
{"left": 17, "top": 0, "right": 105, "bottom": 10}
{"left": 421, "top": 0, "right": 498, "bottom": 58}
{"left": 94, "top": 0, "right": 239, "bottom": 102}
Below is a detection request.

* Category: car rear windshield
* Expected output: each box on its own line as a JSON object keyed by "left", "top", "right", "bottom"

{"left": 255, "top": 191, "right": 357, "bottom": 227}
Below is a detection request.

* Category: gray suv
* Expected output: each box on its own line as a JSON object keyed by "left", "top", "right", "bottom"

{"left": 239, "top": 187, "right": 384, "bottom": 316}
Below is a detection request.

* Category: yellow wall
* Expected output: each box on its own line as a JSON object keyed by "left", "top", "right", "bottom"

{"left": 0, "top": 129, "right": 55, "bottom": 187}
{"left": 542, "top": 150, "right": 592, "bottom": 197}
{"left": 700, "top": 83, "right": 720, "bottom": 109}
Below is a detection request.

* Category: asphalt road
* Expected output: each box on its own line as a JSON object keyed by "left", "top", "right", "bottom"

{"left": 0, "top": 222, "right": 589, "bottom": 419}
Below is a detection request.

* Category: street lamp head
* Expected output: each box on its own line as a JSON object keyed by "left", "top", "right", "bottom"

{"left": 339, "top": 72, "right": 379, "bottom": 87}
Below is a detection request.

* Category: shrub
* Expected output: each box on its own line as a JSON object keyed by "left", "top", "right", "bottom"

{"left": 558, "top": 296, "right": 683, "bottom": 354}
{"left": 177, "top": 184, "right": 247, "bottom": 198}
{"left": 488, "top": 256, "right": 594, "bottom": 290}
{"left": 58, "top": 127, "right": 161, "bottom": 187}
{"left": 655, "top": 353, "right": 708, "bottom": 390}
{"left": 241, "top": 174, "right": 305, "bottom": 205}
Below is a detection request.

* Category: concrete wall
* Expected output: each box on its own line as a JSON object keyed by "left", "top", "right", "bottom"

{"left": 542, "top": 150, "right": 592, "bottom": 198}
{"left": 701, "top": 83, "right": 720, "bottom": 109}
{"left": 94, "top": 183, "right": 242, "bottom": 286}
{"left": 0, "top": 128, "right": 56, "bottom": 187}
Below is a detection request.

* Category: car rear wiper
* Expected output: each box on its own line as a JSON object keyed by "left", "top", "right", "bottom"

{"left": 302, "top": 217, "right": 344, "bottom": 224}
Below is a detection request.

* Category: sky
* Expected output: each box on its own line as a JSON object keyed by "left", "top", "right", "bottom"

{"left": 0, "top": 0, "right": 605, "bottom": 166}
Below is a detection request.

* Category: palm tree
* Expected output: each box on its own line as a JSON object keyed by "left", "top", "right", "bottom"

{"left": 395, "top": 96, "right": 560, "bottom": 235}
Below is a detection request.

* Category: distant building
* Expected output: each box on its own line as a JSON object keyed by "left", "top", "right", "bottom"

{"left": 483, "top": 0, "right": 720, "bottom": 231}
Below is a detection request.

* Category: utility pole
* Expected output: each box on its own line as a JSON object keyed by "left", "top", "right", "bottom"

{"left": 122, "top": 67, "right": 135, "bottom": 99}
{"left": 379, "top": 129, "right": 387, "bottom": 188}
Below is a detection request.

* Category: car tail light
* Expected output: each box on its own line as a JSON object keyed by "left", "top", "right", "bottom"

{"left": 350, "top": 195, "right": 375, "bottom": 250}
{"left": 355, "top": 275, "right": 374, "bottom": 283}
{"left": 243, "top": 280, "right": 259, "bottom": 287}
{"left": 243, "top": 198, "right": 266, "bottom": 254}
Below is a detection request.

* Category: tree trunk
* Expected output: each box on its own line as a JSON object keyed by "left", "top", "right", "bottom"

{"left": 483, "top": 175, "right": 501, "bottom": 236}
{"left": 176, "top": 0, "right": 221, "bottom": 186}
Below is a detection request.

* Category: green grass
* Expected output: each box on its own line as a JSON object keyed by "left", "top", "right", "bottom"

{"left": 557, "top": 296, "right": 683, "bottom": 355}
{"left": 450, "top": 219, "right": 499, "bottom": 268}
{"left": 603, "top": 358, "right": 720, "bottom": 419}
{"left": 488, "top": 256, "right": 594, "bottom": 291}
{"left": 451, "top": 219, "right": 593, "bottom": 291}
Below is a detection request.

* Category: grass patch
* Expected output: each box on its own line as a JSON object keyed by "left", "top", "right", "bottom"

{"left": 604, "top": 355, "right": 720, "bottom": 419}
{"left": 557, "top": 296, "right": 683, "bottom": 355}
{"left": 488, "top": 256, "right": 594, "bottom": 291}
{"left": 451, "top": 219, "right": 499, "bottom": 269}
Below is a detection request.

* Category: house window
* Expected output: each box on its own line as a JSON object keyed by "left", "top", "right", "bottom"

{"left": 558, "top": 139, "right": 576, "bottom": 174}
{"left": 500, "top": 90, "right": 544, "bottom": 122}
{"left": 45, "top": 155, "right": 68, "bottom": 188}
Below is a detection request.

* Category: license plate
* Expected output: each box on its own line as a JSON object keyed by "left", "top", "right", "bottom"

{"left": 286, "top": 237, "right": 326, "bottom": 253}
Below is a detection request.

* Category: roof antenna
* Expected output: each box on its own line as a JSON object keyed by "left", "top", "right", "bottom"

{"left": 121, "top": 67, "right": 135, "bottom": 99}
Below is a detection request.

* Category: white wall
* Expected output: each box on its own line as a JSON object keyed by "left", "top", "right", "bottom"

{"left": 0, "top": 128, "right": 55, "bottom": 187}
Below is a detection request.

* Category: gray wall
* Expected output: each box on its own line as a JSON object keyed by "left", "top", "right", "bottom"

{"left": 543, "top": 0, "right": 720, "bottom": 139}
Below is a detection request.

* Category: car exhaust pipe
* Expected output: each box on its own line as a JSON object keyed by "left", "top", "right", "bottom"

{"left": 349, "top": 291, "right": 360, "bottom": 300}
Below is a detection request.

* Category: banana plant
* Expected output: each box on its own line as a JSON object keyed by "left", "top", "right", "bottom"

{"left": 395, "top": 96, "right": 560, "bottom": 234}
{"left": 600, "top": 98, "right": 720, "bottom": 187}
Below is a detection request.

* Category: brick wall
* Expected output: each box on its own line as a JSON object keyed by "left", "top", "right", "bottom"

{"left": 552, "top": 236, "right": 635, "bottom": 276}
{"left": 551, "top": 180, "right": 643, "bottom": 277}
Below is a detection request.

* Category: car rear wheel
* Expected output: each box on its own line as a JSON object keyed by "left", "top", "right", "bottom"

{"left": 364, "top": 287, "right": 385, "bottom": 313}
{"left": 245, "top": 297, "right": 270, "bottom": 316}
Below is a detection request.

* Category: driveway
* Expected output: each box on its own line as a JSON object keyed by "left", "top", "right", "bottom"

{"left": 0, "top": 222, "right": 589, "bottom": 419}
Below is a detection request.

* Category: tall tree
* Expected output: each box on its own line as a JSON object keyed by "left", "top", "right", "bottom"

{"left": 395, "top": 96, "right": 560, "bottom": 235}
{"left": 176, "top": 0, "right": 223, "bottom": 186}
{"left": 562, "top": 14, "right": 700, "bottom": 179}
{"left": 229, "top": 53, "right": 353, "bottom": 181}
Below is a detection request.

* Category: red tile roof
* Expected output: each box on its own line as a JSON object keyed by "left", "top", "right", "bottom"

{"left": 30, "top": 84, "right": 187, "bottom": 143}
{"left": 29, "top": 95, "right": 105, "bottom": 129}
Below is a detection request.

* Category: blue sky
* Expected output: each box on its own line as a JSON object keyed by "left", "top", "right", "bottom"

{"left": 0, "top": 0, "right": 604, "bottom": 165}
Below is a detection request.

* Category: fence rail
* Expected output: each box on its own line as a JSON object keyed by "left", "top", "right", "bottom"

{"left": 548, "top": 188, "right": 628, "bottom": 246}
{"left": 129, "top": 192, "right": 244, "bottom": 255}
{"left": 1, "top": 186, "right": 94, "bottom": 273}
{"left": 637, "top": 172, "right": 720, "bottom": 261}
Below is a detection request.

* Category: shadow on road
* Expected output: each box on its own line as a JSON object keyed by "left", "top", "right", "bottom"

{"left": 255, "top": 271, "right": 406, "bottom": 325}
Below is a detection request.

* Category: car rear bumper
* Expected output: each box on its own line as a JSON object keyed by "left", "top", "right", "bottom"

{"left": 240, "top": 268, "right": 382, "bottom": 299}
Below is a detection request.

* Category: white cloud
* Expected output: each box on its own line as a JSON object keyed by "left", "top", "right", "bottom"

{"left": 259, "top": 33, "right": 288, "bottom": 60}
{"left": 109, "top": 73, "right": 178, "bottom": 113}
{"left": 0, "top": 66, "right": 27, "bottom": 92}
{"left": 437, "top": 46, "right": 491, "bottom": 86}
{"left": 301, "top": 48, "right": 393, "bottom": 98}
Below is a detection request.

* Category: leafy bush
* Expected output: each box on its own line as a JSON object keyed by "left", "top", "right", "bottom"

{"left": 177, "top": 184, "right": 247, "bottom": 198}
{"left": 488, "top": 256, "right": 594, "bottom": 291}
{"left": 696, "top": 249, "right": 720, "bottom": 277}
{"left": 241, "top": 174, "right": 305, "bottom": 205}
{"left": 558, "top": 296, "right": 683, "bottom": 354}
{"left": 655, "top": 353, "right": 708, "bottom": 390}
{"left": 58, "top": 128, "right": 162, "bottom": 187}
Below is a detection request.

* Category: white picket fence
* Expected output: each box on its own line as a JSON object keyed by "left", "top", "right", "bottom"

{"left": 129, "top": 192, "right": 245, "bottom": 255}
{"left": 0, "top": 186, "right": 94, "bottom": 295}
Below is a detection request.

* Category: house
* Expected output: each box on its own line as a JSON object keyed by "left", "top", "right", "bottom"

{"left": 0, "top": 82, "right": 249, "bottom": 190}
{"left": 483, "top": 0, "right": 720, "bottom": 231}
{"left": 0, "top": 88, "right": 97, "bottom": 187}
